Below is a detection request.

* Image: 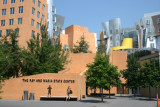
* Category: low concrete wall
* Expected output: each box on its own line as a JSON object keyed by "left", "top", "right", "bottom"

{"left": 140, "top": 87, "right": 160, "bottom": 98}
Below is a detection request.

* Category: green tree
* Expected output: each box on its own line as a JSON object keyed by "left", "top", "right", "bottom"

{"left": 140, "top": 60, "right": 160, "bottom": 98}
{"left": 0, "top": 29, "right": 22, "bottom": 98}
{"left": 85, "top": 54, "right": 121, "bottom": 102}
{"left": 121, "top": 55, "right": 141, "bottom": 96}
{"left": 21, "top": 24, "right": 69, "bottom": 75}
{"left": 0, "top": 29, "right": 22, "bottom": 78}
{"left": 97, "top": 44, "right": 105, "bottom": 55}
{"left": 71, "top": 36, "right": 90, "bottom": 53}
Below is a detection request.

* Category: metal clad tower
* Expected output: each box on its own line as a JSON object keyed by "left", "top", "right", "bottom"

{"left": 102, "top": 18, "right": 122, "bottom": 55}
{"left": 47, "top": 0, "right": 56, "bottom": 39}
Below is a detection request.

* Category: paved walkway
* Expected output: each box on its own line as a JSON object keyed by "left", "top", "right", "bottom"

{"left": 0, "top": 96, "right": 158, "bottom": 107}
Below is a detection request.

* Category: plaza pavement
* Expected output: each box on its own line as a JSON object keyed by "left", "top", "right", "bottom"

{"left": 0, "top": 95, "right": 158, "bottom": 107}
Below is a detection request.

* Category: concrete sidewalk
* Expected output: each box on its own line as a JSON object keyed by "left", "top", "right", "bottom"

{"left": 0, "top": 96, "right": 158, "bottom": 107}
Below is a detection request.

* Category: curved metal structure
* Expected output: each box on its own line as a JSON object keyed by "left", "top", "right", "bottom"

{"left": 47, "top": 0, "right": 56, "bottom": 39}
{"left": 102, "top": 18, "right": 122, "bottom": 55}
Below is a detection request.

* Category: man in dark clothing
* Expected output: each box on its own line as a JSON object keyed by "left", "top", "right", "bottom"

{"left": 47, "top": 85, "right": 52, "bottom": 97}
{"left": 66, "top": 86, "right": 71, "bottom": 101}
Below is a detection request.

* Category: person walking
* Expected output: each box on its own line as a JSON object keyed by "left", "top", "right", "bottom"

{"left": 66, "top": 86, "right": 71, "bottom": 101}
{"left": 47, "top": 85, "right": 52, "bottom": 97}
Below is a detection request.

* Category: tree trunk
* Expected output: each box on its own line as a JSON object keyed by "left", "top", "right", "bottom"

{"left": 109, "top": 88, "right": 111, "bottom": 98}
{"left": 134, "top": 88, "right": 136, "bottom": 97}
{"left": 149, "top": 86, "right": 151, "bottom": 99}
{"left": 101, "top": 88, "right": 104, "bottom": 102}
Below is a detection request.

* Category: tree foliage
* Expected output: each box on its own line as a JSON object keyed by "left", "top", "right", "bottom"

{"left": 71, "top": 36, "right": 90, "bottom": 53}
{"left": 21, "top": 24, "right": 69, "bottom": 75}
{"left": 140, "top": 60, "right": 160, "bottom": 98}
{"left": 0, "top": 24, "right": 69, "bottom": 78}
{"left": 128, "top": 50, "right": 151, "bottom": 59}
{"left": 121, "top": 55, "right": 141, "bottom": 95}
{"left": 122, "top": 50, "right": 160, "bottom": 97}
{"left": 85, "top": 54, "right": 121, "bottom": 101}
{"left": 0, "top": 29, "right": 22, "bottom": 79}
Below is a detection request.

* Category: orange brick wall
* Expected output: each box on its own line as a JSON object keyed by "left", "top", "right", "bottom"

{"left": 110, "top": 51, "right": 127, "bottom": 84}
{"left": 60, "top": 34, "right": 69, "bottom": 48}
{"left": 1, "top": 53, "right": 96, "bottom": 100}
{"left": 0, "top": 0, "right": 48, "bottom": 48}
{"left": 60, "top": 25, "right": 97, "bottom": 53}
{"left": 1, "top": 73, "right": 86, "bottom": 100}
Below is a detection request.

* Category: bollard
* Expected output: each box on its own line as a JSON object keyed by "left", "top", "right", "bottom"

{"left": 30, "top": 93, "right": 34, "bottom": 100}
{"left": 24, "top": 90, "right": 28, "bottom": 100}
{"left": 157, "top": 93, "right": 159, "bottom": 107}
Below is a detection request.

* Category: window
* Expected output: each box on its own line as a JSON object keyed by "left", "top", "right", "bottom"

{"left": 37, "top": 33, "right": 40, "bottom": 37}
{"left": 15, "top": 40, "right": 18, "bottom": 45}
{"left": 110, "top": 30, "right": 112, "bottom": 34}
{"left": 2, "top": 9, "right": 6, "bottom": 16}
{"left": 102, "top": 41, "right": 105, "bottom": 45}
{"left": 19, "top": 6, "right": 23, "bottom": 13}
{"left": 37, "top": 22, "right": 39, "bottom": 29}
{"left": 32, "top": 30, "right": 35, "bottom": 38}
{"left": 149, "top": 36, "right": 153, "bottom": 41}
{"left": 0, "top": 30, "right": 2, "bottom": 37}
{"left": 37, "top": 11, "right": 40, "bottom": 18}
{"left": 150, "top": 43, "right": 154, "bottom": 48}
{"left": 33, "top": 0, "right": 35, "bottom": 4}
{"left": 11, "top": 0, "right": 15, "bottom": 3}
{"left": 116, "top": 35, "right": 119, "bottom": 40}
{"left": 116, "top": 29, "right": 119, "bottom": 33}
{"left": 148, "top": 28, "right": 151, "bottom": 33}
{"left": 18, "top": 18, "right": 22, "bottom": 24}
{"left": 31, "top": 19, "right": 34, "bottom": 26}
{"left": 6, "top": 29, "right": 11, "bottom": 36}
{"left": 52, "top": 6, "right": 55, "bottom": 12}
{"left": 38, "top": 1, "right": 40, "bottom": 8}
{"left": 53, "top": 15, "right": 56, "bottom": 21}
{"left": 64, "top": 45, "right": 69, "bottom": 51}
{"left": 146, "top": 19, "right": 150, "bottom": 25}
{"left": 15, "top": 28, "right": 19, "bottom": 36}
{"left": 116, "top": 41, "right": 119, "bottom": 46}
{"left": 32, "top": 8, "right": 35, "bottom": 15}
{"left": 10, "top": 7, "right": 14, "bottom": 14}
{"left": 158, "top": 27, "right": 160, "bottom": 32}
{"left": 9, "top": 19, "right": 14, "bottom": 25}
{"left": 1, "top": 20, "right": 5, "bottom": 26}
{"left": 103, "top": 31, "right": 106, "bottom": 35}
{"left": 42, "top": 15, "right": 44, "bottom": 21}
{"left": 157, "top": 18, "right": 160, "bottom": 24}
{"left": 42, "top": 5, "right": 45, "bottom": 11}
{"left": 19, "top": 0, "right": 24, "bottom": 2}
{"left": 3, "top": 0, "right": 7, "bottom": 5}
{"left": 110, "top": 36, "right": 112, "bottom": 40}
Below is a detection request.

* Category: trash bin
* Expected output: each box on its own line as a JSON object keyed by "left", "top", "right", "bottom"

{"left": 24, "top": 90, "right": 28, "bottom": 100}
{"left": 30, "top": 93, "right": 34, "bottom": 100}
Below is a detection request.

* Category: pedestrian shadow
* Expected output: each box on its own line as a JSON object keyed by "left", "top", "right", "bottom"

{"left": 79, "top": 99, "right": 110, "bottom": 103}
{"left": 104, "top": 97, "right": 116, "bottom": 99}
{"left": 133, "top": 98, "right": 157, "bottom": 101}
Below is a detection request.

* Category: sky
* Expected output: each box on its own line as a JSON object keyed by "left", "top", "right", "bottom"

{"left": 54, "top": 0, "right": 160, "bottom": 39}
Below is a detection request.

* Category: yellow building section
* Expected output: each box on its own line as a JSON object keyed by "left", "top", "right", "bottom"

{"left": 111, "top": 38, "right": 133, "bottom": 53}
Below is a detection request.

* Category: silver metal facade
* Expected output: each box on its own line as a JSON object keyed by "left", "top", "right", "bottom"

{"left": 135, "top": 12, "right": 160, "bottom": 49}
{"left": 47, "top": 0, "right": 56, "bottom": 39}
{"left": 54, "top": 14, "right": 65, "bottom": 43}
{"left": 121, "top": 28, "right": 138, "bottom": 48}
{"left": 47, "top": 0, "right": 64, "bottom": 44}
{"left": 102, "top": 18, "right": 121, "bottom": 55}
